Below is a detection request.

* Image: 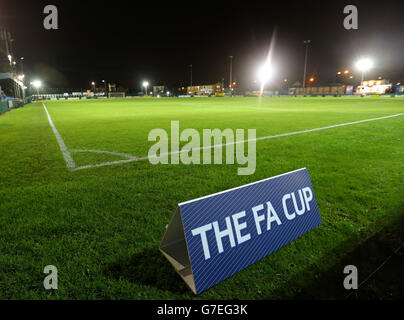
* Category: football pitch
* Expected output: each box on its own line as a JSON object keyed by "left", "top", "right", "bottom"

{"left": 0, "top": 97, "right": 403, "bottom": 299}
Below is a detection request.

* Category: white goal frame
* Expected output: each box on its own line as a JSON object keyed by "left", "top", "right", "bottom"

{"left": 108, "top": 92, "right": 126, "bottom": 98}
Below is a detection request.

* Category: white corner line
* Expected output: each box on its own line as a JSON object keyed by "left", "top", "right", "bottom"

{"left": 42, "top": 102, "right": 76, "bottom": 170}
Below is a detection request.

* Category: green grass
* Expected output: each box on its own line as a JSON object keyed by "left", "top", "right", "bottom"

{"left": 0, "top": 97, "right": 403, "bottom": 299}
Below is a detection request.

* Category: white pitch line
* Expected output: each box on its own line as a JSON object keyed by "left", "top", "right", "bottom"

{"left": 70, "top": 149, "right": 137, "bottom": 160}
{"left": 71, "top": 112, "right": 403, "bottom": 171}
{"left": 42, "top": 102, "right": 76, "bottom": 170}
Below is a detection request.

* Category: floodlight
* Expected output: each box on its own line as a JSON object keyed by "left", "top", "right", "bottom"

{"left": 32, "top": 80, "right": 42, "bottom": 88}
{"left": 17, "top": 74, "right": 25, "bottom": 81}
{"left": 355, "top": 58, "right": 374, "bottom": 82}
{"left": 91, "top": 81, "right": 95, "bottom": 85}
{"left": 258, "top": 63, "right": 274, "bottom": 85}
{"left": 355, "top": 58, "right": 373, "bottom": 72}
{"left": 142, "top": 81, "right": 149, "bottom": 87}
{"left": 7, "top": 55, "right": 11, "bottom": 62}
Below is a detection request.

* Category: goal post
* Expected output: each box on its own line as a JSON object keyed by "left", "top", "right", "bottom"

{"left": 108, "top": 92, "right": 125, "bottom": 98}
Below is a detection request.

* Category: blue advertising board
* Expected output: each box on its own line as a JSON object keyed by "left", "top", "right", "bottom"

{"left": 160, "top": 168, "right": 321, "bottom": 294}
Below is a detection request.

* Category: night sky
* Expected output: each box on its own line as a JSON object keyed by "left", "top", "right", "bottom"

{"left": 1, "top": 0, "right": 404, "bottom": 90}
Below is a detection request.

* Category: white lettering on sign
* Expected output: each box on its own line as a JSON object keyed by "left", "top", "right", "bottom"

{"left": 191, "top": 187, "right": 314, "bottom": 260}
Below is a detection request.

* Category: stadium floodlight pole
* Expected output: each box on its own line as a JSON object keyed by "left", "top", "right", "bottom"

{"left": 302, "top": 40, "right": 311, "bottom": 88}
{"left": 355, "top": 58, "right": 373, "bottom": 83}
{"left": 102, "top": 80, "right": 107, "bottom": 96}
{"left": 229, "top": 56, "right": 233, "bottom": 96}
{"left": 190, "top": 64, "right": 193, "bottom": 94}
{"left": 142, "top": 81, "right": 149, "bottom": 96}
{"left": 32, "top": 80, "right": 41, "bottom": 96}
{"left": 20, "top": 57, "right": 24, "bottom": 75}
{"left": 258, "top": 62, "right": 274, "bottom": 95}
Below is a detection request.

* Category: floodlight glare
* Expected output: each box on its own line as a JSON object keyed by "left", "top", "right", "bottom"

{"left": 32, "top": 80, "right": 42, "bottom": 88}
{"left": 258, "top": 63, "right": 274, "bottom": 84}
{"left": 142, "top": 81, "right": 149, "bottom": 87}
{"left": 356, "top": 58, "right": 374, "bottom": 82}
{"left": 355, "top": 58, "right": 373, "bottom": 72}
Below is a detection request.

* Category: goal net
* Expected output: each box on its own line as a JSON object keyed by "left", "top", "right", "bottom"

{"left": 108, "top": 92, "right": 125, "bottom": 98}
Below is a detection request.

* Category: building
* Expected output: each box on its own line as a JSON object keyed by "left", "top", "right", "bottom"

{"left": 355, "top": 80, "right": 392, "bottom": 95}
{"left": 187, "top": 83, "right": 222, "bottom": 96}
{"left": 153, "top": 85, "right": 166, "bottom": 96}
{"left": 295, "top": 85, "right": 353, "bottom": 95}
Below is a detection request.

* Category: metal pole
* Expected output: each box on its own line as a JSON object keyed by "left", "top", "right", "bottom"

{"left": 303, "top": 40, "right": 311, "bottom": 89}
{"left": 20, "top": 57, "right": 24, "bottom": 75}
{"left": 190, "top": 64, "right": 193, "bottom": 94}
{"left": 229, "top": 56, "right": 233, "bottom": 96}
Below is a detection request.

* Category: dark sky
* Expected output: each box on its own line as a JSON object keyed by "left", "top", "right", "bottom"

{"left": 1, "top": 0, "right": 404, "bottom": 90}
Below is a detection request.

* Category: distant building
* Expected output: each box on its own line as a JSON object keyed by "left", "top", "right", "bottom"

{"left": 356, "top": 79, "right": 392, "bottom": 95}
{"left": 153, "top": 85, "right": 166, "bottom": 96}
{"left": 295, "top": 85, "right": 352, "bottom": 95}
{"left": 187, "top": 83, "right": 222, "bottom": 96}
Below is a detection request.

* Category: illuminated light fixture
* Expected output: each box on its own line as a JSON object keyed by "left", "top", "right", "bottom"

{"left": 17, "top": 74, "right": 25, "bottom": 81}
{"left": 32, "top": 80, "right": 42, "bottom": 95}
{"left": 344, "top": 70, "right": 349, "bottom": 74}
{"left": 284, "top": 79, "right": 288, "bottom": 82}
{"left": 349, "top": 76, "right": 353, "bottom": 79}
{"left": 337, "top": 71, "right": 342, "bottom": 75}
{"left": 258, "top": 63, "right": 274, "bottom": 85}
{"left": 258, "top": 62, "right": 275, "bottom": 95}
{"left": 7, "top": 55, "right": 12, "bottom": 62}
{"left": 356, "top": 58, "right": 373, "bottom": 71}
{"left": 309, "top": 77, "right": 315, "bottom": 82}
{"left": 356, "top": 58, "right": 374, "bottom": 82}
{"left": 166, "top": 91, "right": 170, "bottom": 95}
{"left": 142, "top": 81, "right": 149, "bottom": 95}
{"left": 32, "top": 80, "right": 42, "bottom": 88}
{"left": 91, "top": 81, "right": 95, "bottom": 85}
